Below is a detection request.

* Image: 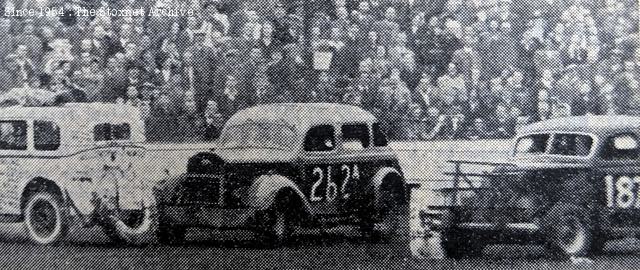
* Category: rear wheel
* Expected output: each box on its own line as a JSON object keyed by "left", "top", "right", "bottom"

{"left": 101, "top": 206, "right": 158, "bottom": 246}
{"left": 23, "top": 192, "right": 68, "bottom": 245}
{"left": 360, "top": 181, "right": 407, "bottom": 242}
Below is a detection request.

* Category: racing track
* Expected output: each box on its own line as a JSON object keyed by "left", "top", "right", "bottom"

{"left": 1, "top": 140, "right": 640, "bottom": 269}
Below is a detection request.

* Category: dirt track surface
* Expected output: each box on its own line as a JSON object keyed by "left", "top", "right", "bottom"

{"left": 4, "top": 228, "right": 640, "bottom": 270}
{"left": 5, "top": 140, "right": 640, "bottom": 269}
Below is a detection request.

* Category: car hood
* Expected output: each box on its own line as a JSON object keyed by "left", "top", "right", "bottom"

{"left": 213, "top": 148, "right": 298, "bottom": 163}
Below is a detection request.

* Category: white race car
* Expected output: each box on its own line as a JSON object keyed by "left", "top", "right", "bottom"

{"left": 0, "top": 103, "right": 157, "bottom": 245}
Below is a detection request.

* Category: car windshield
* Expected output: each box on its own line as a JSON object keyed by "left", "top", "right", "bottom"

{"left": 514, "top": 133, "right": 593, "bottom": 157}
{"left": 217, "top": 122, "right": 296, "bottom": 150}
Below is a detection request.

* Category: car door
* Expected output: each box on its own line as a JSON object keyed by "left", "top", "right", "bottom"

{"left": 300, "top": 123, "right": 372, "bottom": 215}
{"left": 300, "top": 124, "right": 340, "bottom": 214}
{"left": 0, "top": 120, "right": 29, "bottom": 215}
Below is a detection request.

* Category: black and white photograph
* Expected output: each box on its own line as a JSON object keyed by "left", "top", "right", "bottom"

{"left": 0, "top": 0, "right": 637, "bottom": 269}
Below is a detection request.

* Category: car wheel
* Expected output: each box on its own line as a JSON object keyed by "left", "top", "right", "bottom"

{"left": 359, "top": 206, "right": 404, "bottom": 243}
{"left": 23, "top": 192, "right": 68, "bottom": 245}
{"left": 543, "top": 203, "right": 593, "bottom": 258}
{"left": 360, "top": 184, "right": 407, "bottom": 243}
{"left": 255, "top": 198, "right": 296, "bottom": 247}
{"left": 101, "top": 206, "right": 159, "bottom": 246}
{"left": 440, "top": 229, "right": 485, "bottom": 259}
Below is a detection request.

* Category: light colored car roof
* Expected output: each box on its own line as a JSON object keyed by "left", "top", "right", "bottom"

{"left": 225, "top": 103, "right": 378, "bottom": 131}
{"left": 0, "top": 103, "right": 146, "bottom": 150}
{"left": 0, "top": 103, "right": 140, "bottom": 121}
{"left": 518, "top": 115, "right": 640, "bottom": 136}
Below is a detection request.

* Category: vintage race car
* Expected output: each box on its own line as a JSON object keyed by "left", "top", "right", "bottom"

{"left": 421, "top": 115, "right": 640, "bottom": 258}
{"left": 154, "top": 103, "right": 416, "bottom": 245}
{"left": 0, "top": 103, "right": 157, "bottom": 245}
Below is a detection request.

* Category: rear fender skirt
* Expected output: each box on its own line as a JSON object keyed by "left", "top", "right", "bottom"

{"left": 243, "top": 174, "right": 312, "bottom": 213}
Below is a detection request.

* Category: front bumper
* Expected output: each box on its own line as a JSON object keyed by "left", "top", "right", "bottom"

{"left": 420, "top": 207, "right": 543, "bottom": 240}
{"left": 161, "top": 205, "right": 258, "bottom": 229}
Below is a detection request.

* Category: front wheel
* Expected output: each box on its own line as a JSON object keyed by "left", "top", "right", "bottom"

{"left": 23, "top": 192, "right": 68, "bottom": 245}
{"left": 254, "top": 196, "right": 298, "bottom": 247}
{"left": 543, "top": 203, "right": 593, "bottom": 258}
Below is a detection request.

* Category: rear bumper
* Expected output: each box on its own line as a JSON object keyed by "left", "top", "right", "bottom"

{"left": 161, "top": 205, "right": 258, "bottom": 229}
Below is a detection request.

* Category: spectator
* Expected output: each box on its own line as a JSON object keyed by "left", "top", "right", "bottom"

{"left": 15, "top": 21, "right": 40, "bottom": 59}
{"left": 373, "top": 7, "right": 400, "bottom": 48}
{"left": 571, "top": 82, "right": 601, "bottom": 116}
{"left": 249, "top": 74, "right": 275, "bottom": 105}
{"left": 451, "top": 33, "right": 480, "bottom": 83}
{"left": 219, "top": 75, "right": 243, "bottom": 119}
{"left": 6, "top": 44, "right": 36, "bottom": 88}
{"left": 518, "top": 29, "right": 543, "bottom": 85}
{"left": 437, "top": 63, "right": 467, "bottom": 103}
{"left": 201, "top": 2, "right": 230, "bottom": 45}
{"left": 414, "top": 72, "right": 438, "bottom": 110}
{"left": 271, "top": 3, "right": 296, "bottom": 45}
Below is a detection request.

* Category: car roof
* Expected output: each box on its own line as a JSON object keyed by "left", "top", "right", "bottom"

{"left": 518, "top": 115, "right": 640, "bottom": 136}
{"left": 0, "top": 103, "right": 146, "bottom": 147}
{"left": 225, "top": 103, "right": 378, "bottom": 131}
{"left": 0, "top": 103, "right": 141, "bottom": 122}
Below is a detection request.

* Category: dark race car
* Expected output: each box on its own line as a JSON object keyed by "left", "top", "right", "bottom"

{"left": 154, "top": 103, "right": 416, "bottom": 245}
{"left": 421, "top": 115, "right": 640, "bottom": 259}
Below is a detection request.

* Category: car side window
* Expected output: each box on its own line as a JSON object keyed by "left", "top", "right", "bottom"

{"left": 601, "top": 133, "right": 640, "bottom": 160}
{"left": 34, "top": 121, "right": 61, "bottom": 151}
{"left": 341, "top": 124, "right": 370, "bottom": 150}
{"left": 94, "top": 123, "right": 131, "bottom": 141}
{"left": 0, "top": 121, "right": 27, "bottom": 150}
{"left": 304, "top": 125, "right": 335, "bottom": 152}
{"left": 372, "top": 123, "right": 388, "bottom": 147}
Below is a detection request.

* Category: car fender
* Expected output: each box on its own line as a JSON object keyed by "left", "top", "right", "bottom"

{"left": 243, "top": 174, "right": 312, "bottom": 213}
{"left": 370, "top": 167, "right": 407, "bottom": 206}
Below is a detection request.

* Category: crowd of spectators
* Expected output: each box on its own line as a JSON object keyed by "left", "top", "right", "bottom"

{"left": 0, "top": 0, "right": 639, "bottom": 141}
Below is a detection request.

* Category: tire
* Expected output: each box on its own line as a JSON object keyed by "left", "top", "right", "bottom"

{"left": 542, "top": 203, "right": 593, "bottom": 258}
{"left": 359, "top": 206, "right": 404, "bottom": 243}
{"left": 101, "top": 205, "right": 159, "bottom": 246}
{"left": 359, "top": 183, "right": 407, "bottom": 243}
{"left": 23, "top": 192, "right": 68, "bottom": 245}
{"left": 254, "top": 196, "right": 297, "bottom": 247}
{"left": 440, "top": 230, "right": 485, "bottom": 260}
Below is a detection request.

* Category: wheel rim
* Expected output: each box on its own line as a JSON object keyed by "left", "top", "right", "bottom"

{"left": 555, "top": 216, "right": 587, "bottom": 255}
{"left": 119, "top": 210, "right": 145, "bottom": 229}
{"left": 29, "top": 199, "right": 59, "bottom": 239}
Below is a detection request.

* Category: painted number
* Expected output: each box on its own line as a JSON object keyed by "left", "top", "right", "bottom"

{"left": 341, "top": 164, "right": 360, "bottom": 199}
{"left": 605, "top": 175, "right": 640, "bottom": 208}
{"left": 310, "top": 165, "right": 360, "bottom": 202}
